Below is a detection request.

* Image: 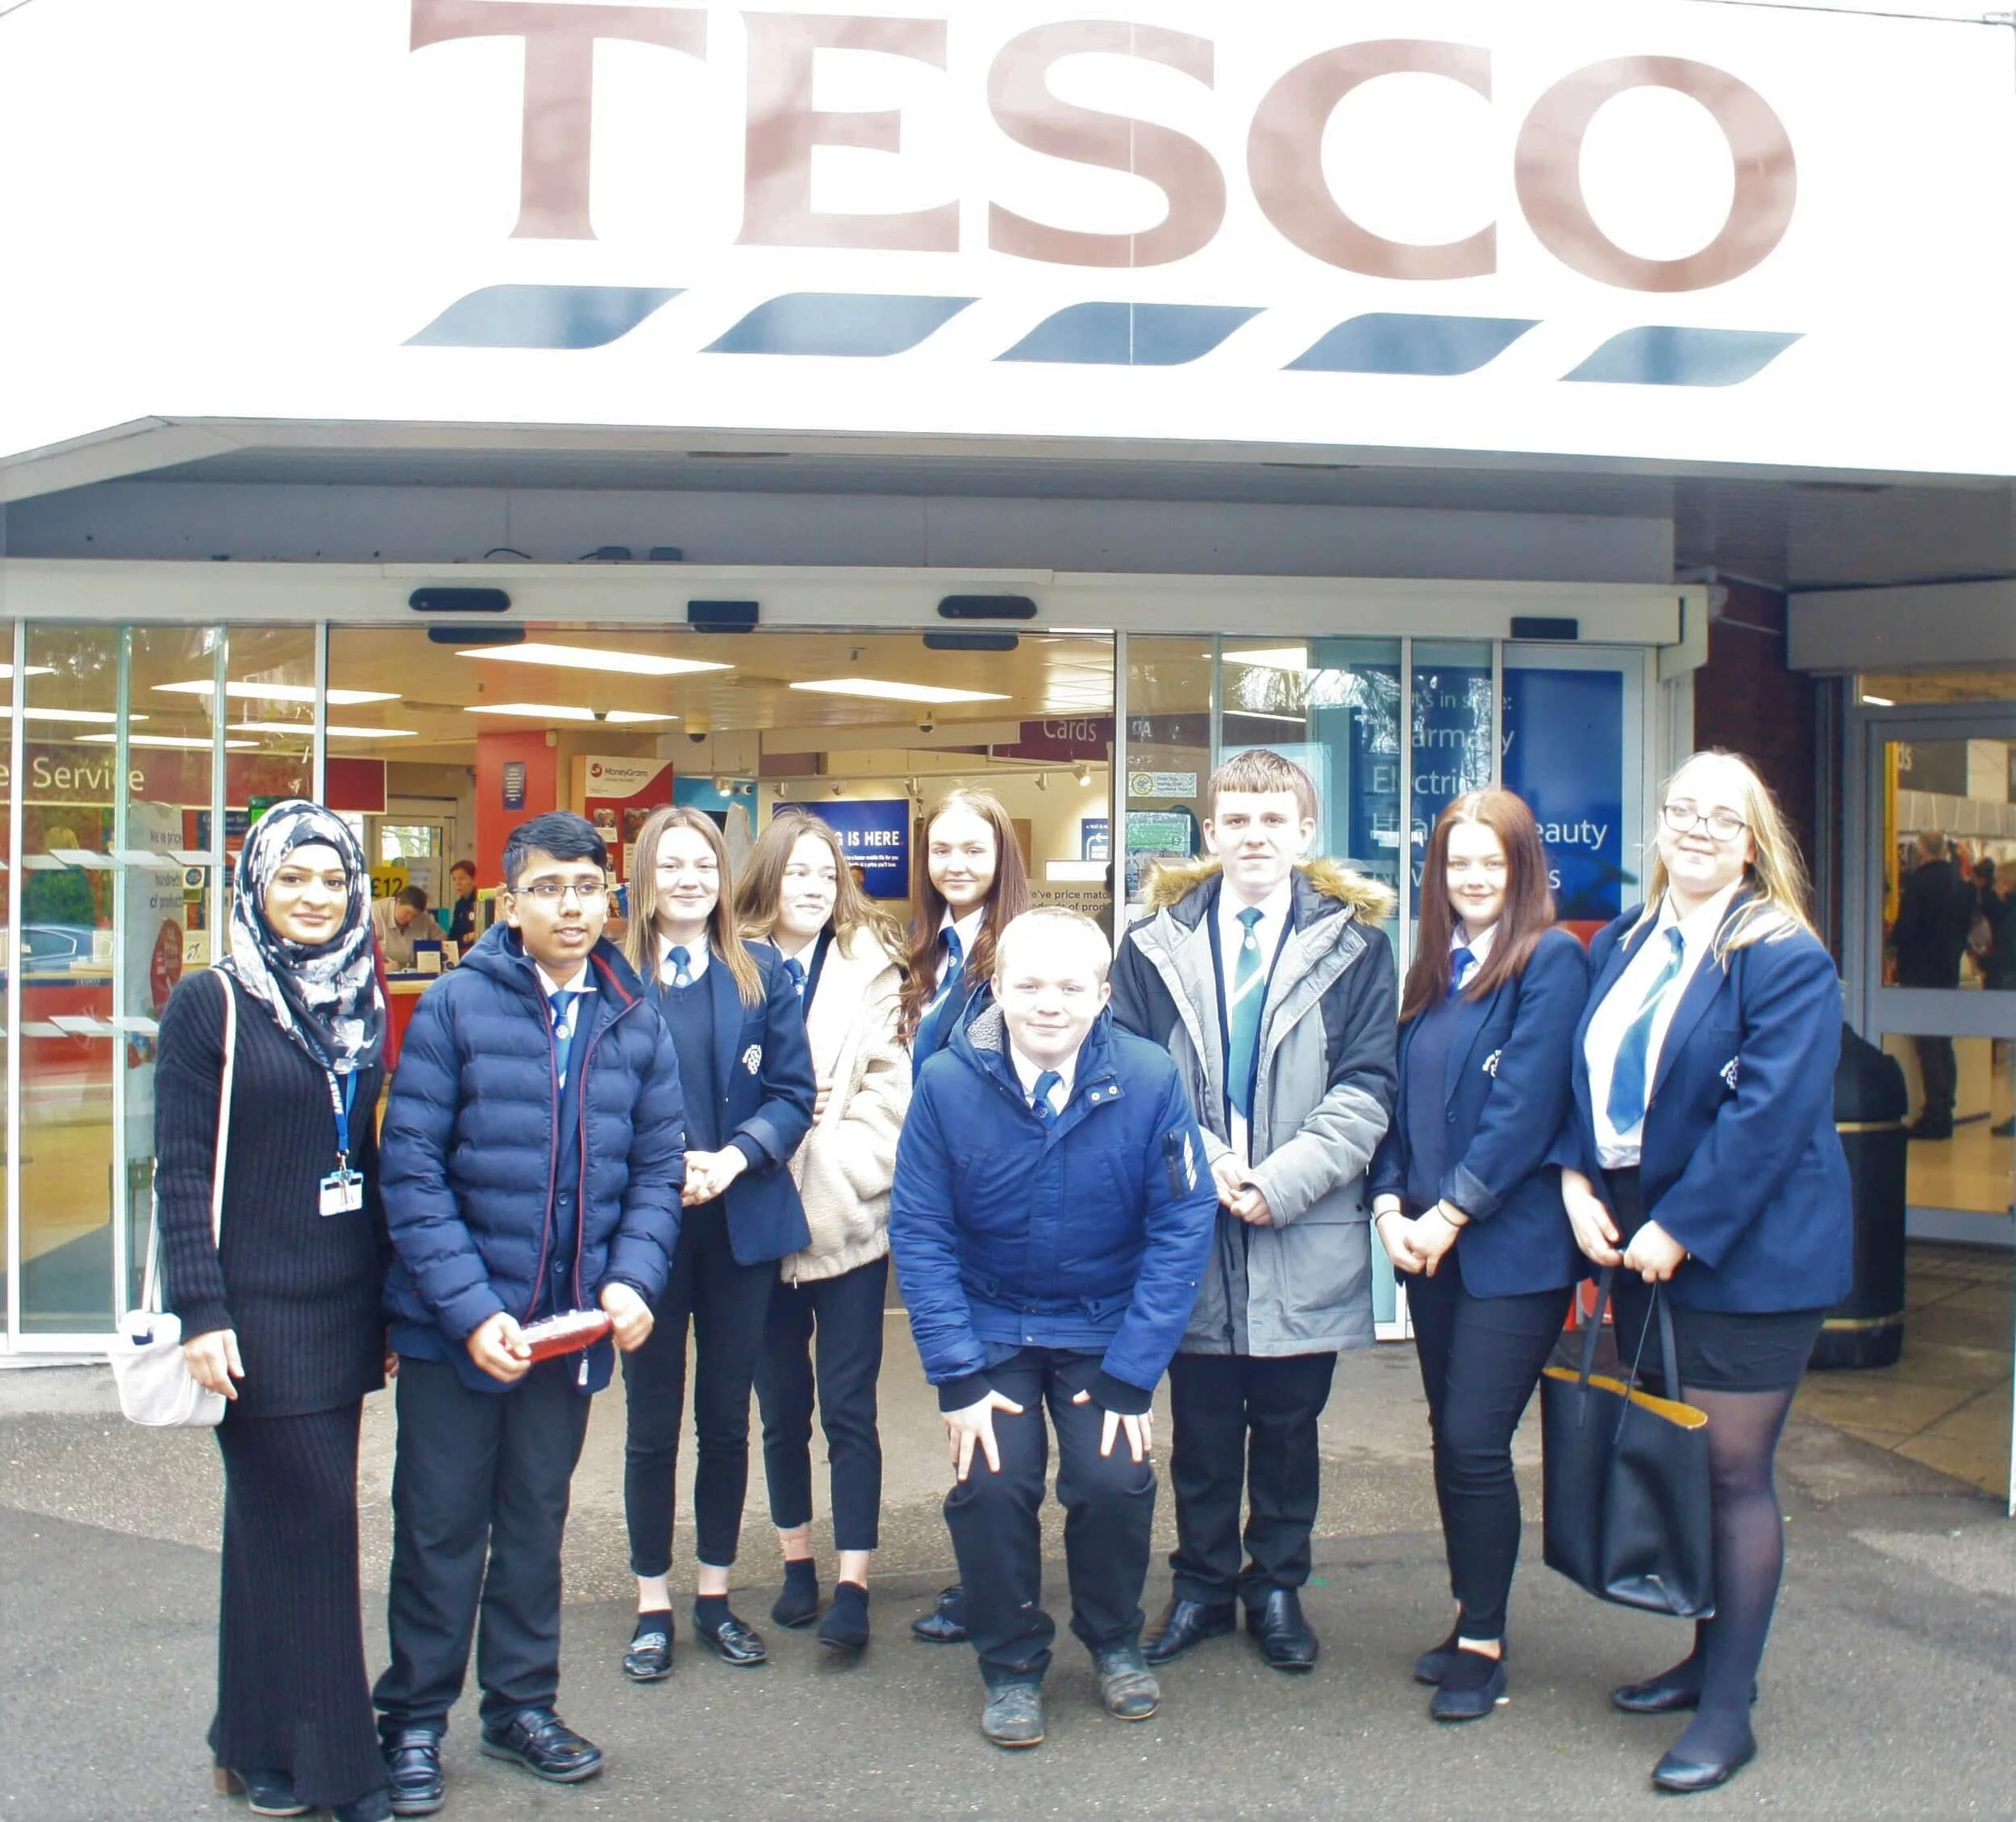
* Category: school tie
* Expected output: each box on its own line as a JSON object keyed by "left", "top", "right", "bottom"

{"left": 548, "top": 990, "right": 578, "bottom": 1088}
{"left": 1228, "top": 907, "right": 1266, "bottom": 1120}
{"left": 1447, "top": 946, "right": 1476, "bottom": 1001}
{"left": 668, "top": 945, "right": 694, "bottom": 989}
{"left": 1606, "top": 927, "right": 1689, "bottom": 1135}
{"left": 1031, "top": 1070, "right": 1062, "bottom": 1129}
{"left": 929, "top": 924, "right": 964, "bottom": 1013}
{"left": 782, "top": 955, "right": 806, "bottom": 998}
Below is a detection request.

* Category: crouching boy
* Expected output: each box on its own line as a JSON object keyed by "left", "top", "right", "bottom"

{"left": 889, "top": 907, "right": 1218, "bottom": 1749}
{"left": 373, "top": 813, "right": 684, "bottom": 1814}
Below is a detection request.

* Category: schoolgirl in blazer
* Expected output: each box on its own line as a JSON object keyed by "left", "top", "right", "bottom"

{"left": 1366, "top": 790, "right": 1586, "bottom": 1722}
{"left": 1554, "top": 750, "right": 1850, "bottom": 1799}
{"left": 898, "top": 787, "right": 1032, "bottom": 1061}
{"left": 616, "top": 805, "right": 815, "bottom": 1677}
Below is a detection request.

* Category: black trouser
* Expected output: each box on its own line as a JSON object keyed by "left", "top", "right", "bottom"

{"left": 755, "top": 1253, "right": 888, "bottom": 1552}
{"left": 623, "top": 1198, "right": 773, "bottom": 1574}
{"left": 214, "top": 1404, "right": 383, "bottom": 1808}
{"left": 1406, "top": 1251, "right": 1573, "bottom": 1641}
{"left": 374, "top": 1356, "right": 593, "bottom": 1733}
{"left": 1165, "top": 1349, "right": 1337, "bottom": 1609}
{"left": 1914, "top": 1034, "right": 1957, "bottom": 1128}
{"left": 942, "top": 1348, "right": 1155, "bottom": 1687}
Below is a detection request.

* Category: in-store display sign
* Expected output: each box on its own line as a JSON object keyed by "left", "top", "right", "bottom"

{"left": 1130, "top": 771, "right": 1198, "bottom": 799}
{"left": 797, "top": 799, "right": 911, "bottom": 900}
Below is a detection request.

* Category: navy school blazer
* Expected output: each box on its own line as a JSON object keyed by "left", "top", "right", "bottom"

{"left": 1368, "top": 925, "right": 1587, "bottom": 1298}
{"left": 656, "top": 942, "right": 817, "bottom": 1267}
{"left": 1555, "top": 896, "right": 1852, "bottom": 1314}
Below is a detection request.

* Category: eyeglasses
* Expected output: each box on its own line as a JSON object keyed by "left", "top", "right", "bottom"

{"left": 512, "top": 878, "right": 606, "bottom": 903}
{"left": 1661, "top": 802, "right": 1748, "bottom": 842}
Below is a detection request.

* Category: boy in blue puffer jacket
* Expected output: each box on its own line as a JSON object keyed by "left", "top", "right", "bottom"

{"left": 374, "top": 813, "right": 684, "bottom": 1812}
{"left": 889, "top": 906, "right": 1217, "bottom": 1751}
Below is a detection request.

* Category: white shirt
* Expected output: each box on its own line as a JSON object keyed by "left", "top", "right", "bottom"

{"left": 1452, "top": 920, "right": 1497, "bottom": 992}
{"left": 659, "top": 932, "right": 710, "bottom": 985}
{"left": 935, "top": 905, "right": 987, "bottom": 988}
{"left": 1218, "top": 878, "right": 1293, "bottom": 1166}
{"left": 1585, "top": 880, "right": 1742, "bottom": 1170}
{"left": 1009, "top": 1040, "right": 1076, "bottom": 1117}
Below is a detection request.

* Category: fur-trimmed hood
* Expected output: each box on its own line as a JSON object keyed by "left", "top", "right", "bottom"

{"left": 1139, "top": 855, "right": 1397, "bottom": 923}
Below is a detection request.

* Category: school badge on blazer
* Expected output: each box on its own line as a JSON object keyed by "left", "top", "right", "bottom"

{"left": 742, "top": 1044, "right": 763, "bottom": 1075}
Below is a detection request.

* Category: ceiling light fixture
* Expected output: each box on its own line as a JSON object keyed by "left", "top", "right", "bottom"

{"left": 235, "top": 721, "right": 420, "bottom": 739}
{"left": 1860, "top": 693, "right": 1894, "bottom": 707}
{"left": 460, "top": 641, "right": 731, "bottom": 678}
{"left": 1035, "top": 772, "right": 1049, "bottom": 792}
{"left": 1224, "top": 647, "right": 1310, "bottom": 671}
{"left": 1076, "top": 765, "right": 1093, "bottom": 787}
{"left": 156, "top": 680, "right": 398, "bottom": 705}
{"left": 0, "top": 663, "right": 55, "bottom": 680}
{"left": 0, "top": 706, "right": 145, "bottom": 725}
{"left": 465, "top": 703, "right": 676, "bottom": 724}
{"left": 80, "top": 733, "right": 257, "bottom": 751}
{"left": 789, "top": 678, "right": 1009, "bottom": 705}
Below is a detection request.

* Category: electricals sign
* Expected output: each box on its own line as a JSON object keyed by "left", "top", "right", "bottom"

{"left": 2, "top": 2, "right": 2014, "bottom": 474}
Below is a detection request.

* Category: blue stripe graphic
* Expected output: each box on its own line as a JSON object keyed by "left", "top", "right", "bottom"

{"left": 406, "top": 285, "right": 680, "bottom": 350}
{"left": 998, "top": 302, "right": 1260, "bottom": 367}
{"left": 706, "top": 293, "right": 975, "bottom": 357}
{"left": 1564, "top": 327, "right": 1801, "bottom": 387}
{"left": 1288, "top": 314, "right": 1537, "bottom": 376}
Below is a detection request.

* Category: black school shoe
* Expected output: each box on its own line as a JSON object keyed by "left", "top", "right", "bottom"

{"left": 910, "top": 1585, "right": 968, "bottom": 1644}
{"left": 1247, "top": 1587, "right": 1319, "bottom": 1672}
{"left": 1429, "top": 1649, "right": 1509, "bottom": 1721}
{"left": 380, "top": 1728, "right": 444, "bottom": 1817}
{"left": 478, "top": 1708, "right": 604, "bottom": 1784}
{"left": 623, "top": 1618, "right": 673, "bottom": 1682}
{"left": 694, "top": 1607, "right": 768, "bottom": 1665}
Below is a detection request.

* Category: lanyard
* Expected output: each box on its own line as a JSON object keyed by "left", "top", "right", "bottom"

{"left": 325, "top": 1070, "right": 357, "bottom": 1170}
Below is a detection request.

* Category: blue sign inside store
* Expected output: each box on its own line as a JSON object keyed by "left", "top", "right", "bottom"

{"left": 1502, "top": 668, "right": 1627, "bottom": 923}
{"left": 791, "top": 799, "right": 911, "bottom": 900}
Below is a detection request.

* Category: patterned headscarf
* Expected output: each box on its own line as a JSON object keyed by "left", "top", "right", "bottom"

{"left": 220, "top": 798, "right": 385, "bottom": 1074}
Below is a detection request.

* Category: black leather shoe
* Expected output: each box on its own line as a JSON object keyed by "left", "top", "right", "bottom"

{"left": 1611, "top": 1672, "right": 1756, "bottom": 1716}
{"left": 381, "top": 1728, "right": 444, "bottom": 1817}
{"left": 331, "top": 1791, "right": 394, "bottom": 1822}
{"left": 910, "top": 1585, "right": 968, "bottom": 1645}
{"left": 478, "top": 1708, "right": 604, "bottom": 1784}
{"left": 1429, "top": 1650, "right": 1508, "bottom": 1721}
{"left": 1652, "top": 1728, "right": 1757, "bottom": 1794}
{"left": 623, "top": 1620, "right": 673, "bottom": 1682}
{"left": 218, "top": 1770, "right": 308, "bottom": 1819}
{"left": 1141, "top": 1597, "right": 1236, "bottom": 1665}
{"left": 1247, "top": 1588, "right": 1319, "bottom": 1672}
{"left": 980, "top": 1681, "right": 1045, "bottom": 1749}
{"left": 694, "top": 1608, "right": 768, "bottom": 1666}
{"left": 1093, "top": 1643, "right": 1160, "bottom": 1720}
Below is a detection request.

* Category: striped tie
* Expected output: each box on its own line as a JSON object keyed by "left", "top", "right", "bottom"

{"left": 1606, "top": 928, "right": 1688, "bottom": 1134}
{"left": 1228, "top": 907, "right": 1265, "bottom": 1120}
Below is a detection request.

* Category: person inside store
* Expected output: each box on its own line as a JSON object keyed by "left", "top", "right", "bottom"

{"left": 1366, "top": 789, "right": 1588, "bottom": 1722}
{"left": 445, "top": 859, "right": 479, "bottom": 946}
{"left": 618, "top": 805, "right": 816, "bottom": 1678}
{"left": 156, "top": 801, "right": 394, "bottom": 1822}
{"left": 735, "top": 809, "right": 911, "bottom": 1654}
{"left": 1889, "top": 827, "right": 1972, "bottom": 1138}
{"left": 1556, "top": 749, "right": 1851, "bottom": 1796}
{"left": 1110, "top": 749, "right": 1398, "bottom": 1676}
{"left": 371, "top": 884, "right": 446, "bottom": 971}
{"left": 896, "top": 785, "right": 1032, "bottom": 1646}
{"left": 373, "top": 811, "right": 682, "bottom": 1812}
{"left": 889, "top": 906, "right": 1218, "bottom": 1748}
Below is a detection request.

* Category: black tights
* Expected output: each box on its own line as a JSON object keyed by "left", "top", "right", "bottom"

{"left": 1648, "top": 1383, "right": 1799, "bottom": 1760}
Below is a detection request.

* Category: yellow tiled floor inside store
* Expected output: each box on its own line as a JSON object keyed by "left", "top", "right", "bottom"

{"left": 1797, "top": 1242, "right": 2014, "bottom": 1500}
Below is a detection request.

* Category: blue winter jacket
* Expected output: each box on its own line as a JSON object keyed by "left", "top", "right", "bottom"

{"left": 889, "top": 1004, "right": 1218, "bottom": 1417}
{"left": 380, "top": 924, "right": 685, "bottom": 1392}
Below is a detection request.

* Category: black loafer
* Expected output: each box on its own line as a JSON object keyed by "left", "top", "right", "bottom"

{"left": 623, "top": 1622, "right": 673, "bottom": 1682}
{"left": 1141, "top": 1597, "right": 1236, "bottom": 1665}
{"left": 1652, "top": 1728, "right": 1757, "bottom": 1794}
{"left": 1429, "top": 1651, "right": 1508, "bottom": 1721}
{"left": 1414, "top": 1629, "right": 1511, "bottom": 1687}
{"left": 910, "top": 1585, "right": 968, "bottom": 1644}
{"left": 1612, "top": 1672, "right": 1756, "bottom": 1716}
{"left": 381, "top": 1728, "right": 444, "bottom": 1817}
{"left": 1247, "top": 1587, "right": 1319, "bottom": 1672}
{"left": 478, "top": 1708, "right": 604, "bottom": 1784}
{"left": 694, "top": 1608, "right": 768, "bottom": 1666}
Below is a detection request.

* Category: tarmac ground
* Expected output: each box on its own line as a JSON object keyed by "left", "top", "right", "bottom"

{"left": 1, "top": 1321, "right": 2012, "bottom": 1822}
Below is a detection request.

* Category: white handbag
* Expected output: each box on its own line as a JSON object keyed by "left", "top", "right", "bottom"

{"left": 111, "top": 974, "right": 236, "bottom": 1428}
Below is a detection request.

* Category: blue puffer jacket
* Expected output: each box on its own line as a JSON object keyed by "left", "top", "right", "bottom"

{"left": 889, "top": 1004, "right": 1218, "bottom": 1416}
{"left": 380, "top": 924, "right": 685, "bottom": 1389}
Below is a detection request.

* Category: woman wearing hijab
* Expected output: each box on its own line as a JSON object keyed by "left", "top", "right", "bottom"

{"left": 156, "top": 801, "right": 394, "bottom": 1822}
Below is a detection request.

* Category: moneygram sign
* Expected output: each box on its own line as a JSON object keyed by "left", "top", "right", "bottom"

{"left": 2, "top": 1, "right": 2013, "bottom": 473}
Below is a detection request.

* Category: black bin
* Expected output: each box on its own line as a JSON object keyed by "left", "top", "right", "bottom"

{"left": 1811, "top": 1023, "right": 1910, "bottom": 1371}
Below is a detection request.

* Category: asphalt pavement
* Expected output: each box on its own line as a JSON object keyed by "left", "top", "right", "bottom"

{"left": 1, "top": 1325, "right": 2011, "bottom": 1822}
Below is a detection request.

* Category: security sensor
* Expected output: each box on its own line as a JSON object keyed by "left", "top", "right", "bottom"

{"left": 591, "top": 707, "right": 610, "bottom": 722}
{"left": 688, "top": 730, "right": 708, "bottom": 745}
{"left": 918, "top": 718, "right": 935, "bottom": 735}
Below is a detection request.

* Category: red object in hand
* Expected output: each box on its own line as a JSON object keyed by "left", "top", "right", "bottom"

{"left": 518, "top": 1308, "right": 613, "bottom": 1362}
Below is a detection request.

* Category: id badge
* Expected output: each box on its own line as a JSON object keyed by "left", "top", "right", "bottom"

{"left": 319, "top": 1169, "right": 365, "bottom": 1217}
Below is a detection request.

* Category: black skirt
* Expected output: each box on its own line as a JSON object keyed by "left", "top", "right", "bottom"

{"left": 1606, "top": 1168, "right": 1826, "bottom": 1394}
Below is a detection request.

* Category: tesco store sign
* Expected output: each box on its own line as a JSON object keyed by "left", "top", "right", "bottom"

{"left": 1, "top": 2, "right": 2011, "bottom": 475}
